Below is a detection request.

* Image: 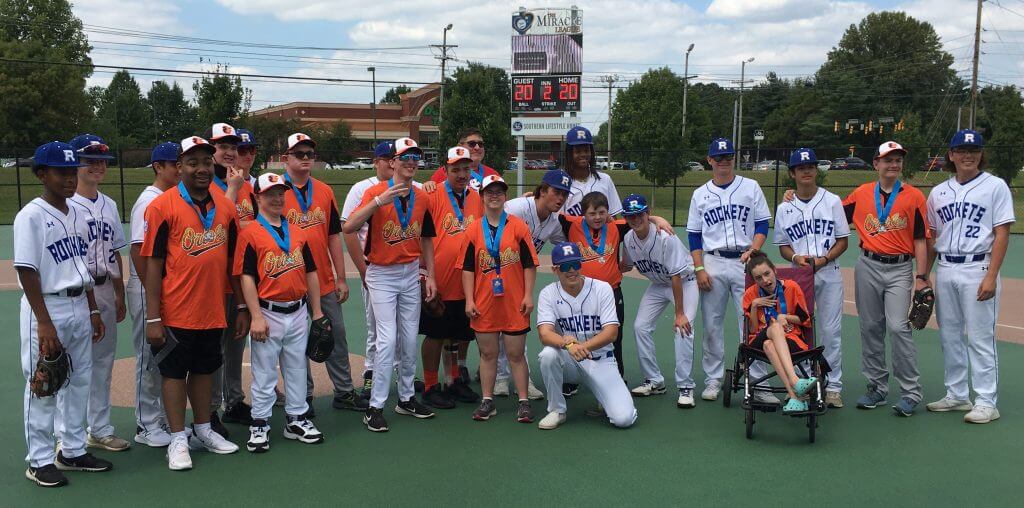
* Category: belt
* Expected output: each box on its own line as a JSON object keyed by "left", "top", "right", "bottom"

{"left": 587, "top": 350, "right": 615, "bottom": 360}
{"left": 708, "top": 249, "right": 744, "bottom": 259}
{"left": 259, "top": 298, "right": 305, "bottom": 314}
{"left": 941, "top": 254, "right": 988, "bottom": 264}
{"left": 862, "top": 250, "right": 911, "bottom": 264}
{"left": 46, "top": 287, "right": 85, "bottom": 297}
{"left": 94, "top": 275, "right": 108, "bottom": 285}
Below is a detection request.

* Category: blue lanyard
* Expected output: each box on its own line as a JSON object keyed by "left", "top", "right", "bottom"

{"left": 256, "top": 215, "right": 290, "bottom": 252}
{"left": 581, "top": 221, "right": 607, "bottom": 255}
{"left": 177, "top": 181, "right": 215, "bottom": 230}
{"left": 444, "top": 181, "right": 465, "bottom": 224}
{"left": 874, "top": 180, "right": 902, "bottom": 225}
{"left": 212, "top": 173, "right": 228, "bottom": 192}
{"left": 284, "top": 173, "right": 313, "bottom": 213}
{"left": 484, "top": 212, "right": 508, "bottom": 275}
{"left": 388, "top": 178, "right": 415, "bottom": 229}
{"left": 760, "top": 281, "right": 787, "bottom": 323}
{"left": 471, "top": 164, "right": 485, "bottom": 185}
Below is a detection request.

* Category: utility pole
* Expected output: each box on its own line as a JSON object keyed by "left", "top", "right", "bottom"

{"left": 681, "top": 43, "right": 694, "bottom": 144}
{"left": 736, "top": 57, "right": 754, "bottom": 171}
{"left": 969, "top": 0, "right": 982, "bottom": 129}
{"left": 601, "top": 75, "right": 619, "bottom": 163}
{"left": 367, "top": 66, "right": 377, "bottom": 143}
{"left": 432, "top": 24, "right": 456, "bottom": 132}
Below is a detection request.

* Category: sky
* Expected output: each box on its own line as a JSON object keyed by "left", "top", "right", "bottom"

{"left": 70, "top": 0, "right": 1024, "bottom": 132}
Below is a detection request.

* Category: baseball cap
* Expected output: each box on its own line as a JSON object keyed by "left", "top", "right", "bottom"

{"left": 394, "top": 137, "right": 423, "bottom": 156}
{"left": 69, "top": 134, "right": 115, "bottom": 160}
{"left": 708, "top": 138, "right": 735, "bottom": 157}
{"left": 541, "top": 169, "right": 572, "bottom": 192}
{"left": 566, "top": 126, "right": 593, "bottom": 146}
{"left": 788, "top": 148, "right": 818, "bottom": 167}
{"left": 254, "top": 172, "right": 289, "bottom": 194}
{"left": 205, "top": 123, "right": 242, "bottom": 144}
{"left": 950, "top": 129, "right": 984, "bottom": 149}
{"left": 876, "top": 141, "right": 907, "bottom": 159}
{"left": 237, "top": 129, "right": 258, "bottom": 147}
{"left": 480, "top": 174, "right": 508, "bottom": 192}
{"left": 551, "top": 242, "right": 583, "bottom": 265}
{"left": 373, "top": 141, "right": 395, "bottom": 159}
{"left": 621, "top": 194, "right": 649, "bottom": 216}
{"left": 151, "top": 142, "right": 181, "bottom": 165}
{"left": 287, "top": 133, "right": 316, "bottom": 151}
{"left": 446, "top": 146, "right": 472, "bottom": 165}
{"left": 32, "top": 141, "right": 86, "bottom": 170}
{"left": 180, "top": 136, "right": 216, "bottom": 157}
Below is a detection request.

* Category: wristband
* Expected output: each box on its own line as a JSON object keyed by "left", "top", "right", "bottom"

{"left": 694, "top": 266, "right": 705, "bottom": 273}
{"left": 146, "top": 317, "right": 162, "bottom": 324}
{"left": 915, "top": 274, "right": 929, "bottom": 282}
{"left": 236, "top": 304, "right": 248, "bottom": 311}
{"left": 90, "top": 309, "right": 101, "bottom": 316}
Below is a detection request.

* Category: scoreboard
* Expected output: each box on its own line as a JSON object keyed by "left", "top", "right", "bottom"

{"left": 511, "top": 75, "right": 581, "bottom": 113}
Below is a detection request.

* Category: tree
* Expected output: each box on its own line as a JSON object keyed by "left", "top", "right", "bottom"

{"left": 311, "top": 120, "right": 357, "bottom": 164}
{"left": 147, "top": 81, "right": 196, "bottom": 144}
{"left": 977, "top": 85, "right": 1024, "bottom": 183}
{"left": 439, "top": 62, "right": 512, "bottom": 169}
{"left": 243, "top": 115, "right": 302, "bottom": 168}
{"left": 0, "top": 0, "right": 93, "bottom": 147}
{"left": 94, "top": 70, "right": 151, "bottom": 147}
{"left": 380, "top": 85, "right": 411, "bottom": 104}
{"left": 193, "top": 65, "right": 247, "bottom": 130}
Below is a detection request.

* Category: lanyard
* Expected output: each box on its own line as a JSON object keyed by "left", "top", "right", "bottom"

{"left": 471, "top": 164, "right": 485, "bottom": 185}
{"left": 444, "top": 181, "right": 465, "bottom": 224}
{"left": 760, "top": 281, "right": 787, "bottom": 323}
{"left": 256, "top": 215, "right": 290, "bottom": 252}
{"left": 484, "top": 212, "right": 508, "bottom": 275}
{"left": 874, "top": 180, "right": 902, "bottom": 225}
{"left": 581, "top": 220, "right": 607, "bottom": 255}
{"left": 212, "top": 173, "right": 228, "bottom": 192}
{"left": 177, "top": 181, "right": 215, "bottom": 230}
{"left": 388, "top": 178, "right": 415, "bottom": 229}
{"left": 284, "top": 173, "right": 313, "bottom": 213}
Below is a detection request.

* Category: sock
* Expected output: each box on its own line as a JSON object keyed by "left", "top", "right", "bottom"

{"left": 194, "top": 422, "right": 212, "bottom": 437}
{"left": 424, "top": 370, "right": 439, "bottom": 390}
{"left": 483, "top": 396, "right": 493, "bottom": 402}
{"left": 171, "top": 430, "right": 188, "bottom": 442}
{"left": 519, "top": 398, "right": 528, "bottom": 403}
{"left": 363, "top": 370, "right": 373, "bottom": 381}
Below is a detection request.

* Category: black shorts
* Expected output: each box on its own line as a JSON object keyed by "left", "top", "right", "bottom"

{"left": 152, "top": 327, "right": 224, "bottom": 379}
{"left": 419, "top": 300, "right": 475, "bottom": 341}
{"left": 474, "top": 327, "right": 531, "bottom": 337}
{"left": 748, "top": 329, "right": 807, "bottom": 355}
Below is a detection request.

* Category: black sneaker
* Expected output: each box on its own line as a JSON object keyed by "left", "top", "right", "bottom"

{"left": 562, "top": 383, "right": 579, "bottom": 397}
{"left": 283, "top": 415, "right": 324, "bottom": 444}
{"left": 423, "top": 384, "right": 456, "bottom": 409}
{"left": 55, "top": 451, "right": 113, "bottom": 472}
{"left": 221, "top": 401, "right": 254, "bottom": 425}
{"left": 363, "top": 407, "right": 389, "bottom": 432}
{"left": 210, "top": 411, "right": 230, "bottom": 439}
{"left": 303, "top": 396, "right": 316, "bottom": 419}
{"left": 446, "top": 379, "right": 481, "bottom": 404}
{"left": 25, "top": 464, "right": 68, "bottom": 487}
{"left": 360, "top": 375, "right": 373, "bottom": 401}
{"left": 472, "top": 398, "right": 497, "bottom": 421}
{"left": 516, "top": 400, "right": 534, "bottom": 423}
{"left": 460, "top": 366, "right": 473, "bottom": 385}
{"left": 395, "top": 397, "right": 435, "bottom": 419}
{"left": 332, "top": 390, "right": 370, "bottom": 411}
{"left": 414, "top": 377, "right": 425, "bottom": 393}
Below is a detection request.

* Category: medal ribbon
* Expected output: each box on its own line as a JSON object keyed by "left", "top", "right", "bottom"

{"left": 444, "top": 181, "right": 465, "bottom": 224}
{"left": 760, "top": 281, "right": 787, "bottom": 323}
{"left": 581, "top": 221, "right": 607, "bottom": 255}
{"left": 177, "top": 181, "right": 215, "bottom": 230}
{"left": 284, "top": 173, "right": 313, "bottom": 213}
{"left": 484, "top": 212, "right": 507, "bottom": 276}
{"left": 256, "top": 215, "right": 291, "bottom": 253}
{"left": 874, "top": 180, "right": 902, "bottom": 227}
{"left": 212, "top": 173, "right": 228, "bottom": 192}
{"left": 388, "top": 178, "right": 415, "bottom": 229}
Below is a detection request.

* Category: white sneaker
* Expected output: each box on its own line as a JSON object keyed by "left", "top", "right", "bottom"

{"left": 677, "top": 388, "right": 696, "bottom": 408}
{"left": 166, "top": 437, "right": 192, "bottom": 471}
{"left": 190, "top": 426, "right": 239, "bottom": 454}
{"left": 964, "top": 406, "right": 1000, "bottom": 424}
{"left": 135, "top": 427, "right": 172, "bottom": 448}
{"left": 538, "top": 411, "right": 566, "bottom": 430}
{"left": 526, "top": 378, "right": 545, "bottom": 400}
{"left": 493, "top": 378, "right": 510, "bottom": 397}
{"left": 751, "top": 390, "right": 781, "bottom": 405}
{"left": 283, "top": 417, "right": 324, "bottom": 444}
{"left": 631, "top": 380, "right": 667, "bottom": 397}
{"left": 701, "top": 380, "right": 722, "bottom": 401}
{"left": 247, "top": 424, "right": 269, "bottom": 453}
{"left": 926, "top": 396, "right": 973, "bottom": 412}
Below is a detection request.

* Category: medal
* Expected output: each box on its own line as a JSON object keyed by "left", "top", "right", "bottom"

{"left": 388, "top": 178, "right": 415, "bottom": 230}
{"left": 581, "top": 220, "right": 607, "bottom": 257}
{"left": 874, "top": 180, "right": 901, "bottom": 234}
{"left": 484, "top": 212, "right": 508, "bottom": 284}
{"left": 203, "top": 230, "right": 215, "bottom": 242}
{"left": 599, "top": 256, "right": 606, "bottom": 264}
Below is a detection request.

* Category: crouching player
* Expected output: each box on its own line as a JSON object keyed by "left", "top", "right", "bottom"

{"left": 236, "top": 173, "right": 325, "bottom": 452}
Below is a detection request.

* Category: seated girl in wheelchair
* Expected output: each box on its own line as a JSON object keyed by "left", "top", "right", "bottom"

{"left": 742, "top": 251, "right": 818, "bottom": 413}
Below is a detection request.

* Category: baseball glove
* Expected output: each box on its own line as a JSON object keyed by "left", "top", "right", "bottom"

{"left": 420, "top": 271, "right": 445, "bottom": 318}
{"left": 908, "top": 287, "right": 935, "bottom": 330}
{"left": 306, "top": 316, "right": 334, "bottom": 363}
{"left": 30, "top": 350, "right": 72, "bottom": 398}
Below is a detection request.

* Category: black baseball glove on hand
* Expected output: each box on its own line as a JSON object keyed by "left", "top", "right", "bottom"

{"left": 30, "top": 350, "right": 72, "bottom": 397}
{"left": 306, "top": 316, "right": 334, "bottom": 363}
{"left": 908, "top": 287, "right": 935, "bottom": 330}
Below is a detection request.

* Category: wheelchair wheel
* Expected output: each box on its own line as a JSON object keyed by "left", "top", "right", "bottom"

{"left": 745, "top": 408, "right": 755, "bottom": 439}
{"left": 723, "top": 370, "right": 733, "bottom": 408}
{"left": 807, "top": 414, "right": 817, "bottom": 443}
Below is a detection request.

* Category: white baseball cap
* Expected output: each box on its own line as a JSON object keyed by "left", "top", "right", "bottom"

{"left": 254, "top": 172, "right": 289, "bottom": 194}
{"left": 446, "top": 146, "right": 472, "bottom": 164}
{"left": 287, "top": 133, "right": 316, "bottom": 150}
{"left": 480, "top": 174, "right": 508, "bottom": 192}
{"left": 179, "top": 136, "right": 215, "bottom": 156}
{"left": 207, "top": 122, "right": 241, "bottom": 143}
{"left": 394, "top": 137, "right": 423, "bottom": 156}
{"left": 876, "top": 141, "right": 907, "bottom": 159}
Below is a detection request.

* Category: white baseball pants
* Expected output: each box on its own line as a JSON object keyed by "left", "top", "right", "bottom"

{"left": 126, "top": 275, "right": 166, "bottom": 433}
{"left": 813, "top": 263, "right": 845, "bottom": 392}
{"left": 633, "top": 276, "right": 699, "bottom": 388}
{"left": 250, "top": 303, "right": 310, "bottom": 420}
{"left": 700, "top": 254, "right": 767, "bottom": 385}
{"left": 365, "top": 261, "right": 421, "bottom": 409}
{"left": 86, "top": 279, "right": 118, "bottom": 438}
{"left": 538, "top": 346, "right": 637, "bottom": 428}
{"left": 360, "top": 282, "right": 378, "bottom": 373}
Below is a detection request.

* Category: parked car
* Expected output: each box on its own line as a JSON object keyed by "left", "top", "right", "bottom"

{"left": 352, "top": 157, "right": 373, "bottom": 170}
{"left": 595, "top": 155, "right": 610, "bottom": 170}
{"left": 609, "top": 161, "right": 624, "bottom": 170}
{"left": 337, "top": 163, "right": 357, "bottom": 170}
{"left": 922, "top": 156, "right": 944, "bottom": 171}
{"left": 526, "top": 159, "right": 548, "bottom": 170}
{"left": 740, "top": 162, "right": 754, "bottom": 170}
{"left": 816, "top": 160, "right": 832, "bottom": 171}
{"left": 755, "top": 160, "right": 788, "bottom": 171}
{"left": 832, "top": 158, "right": 848, "bottom": 170}
{"left": 843, "top": 157, "right": 870, "bottom": 170}
{"left": 686, "top": 161, "right": 704, "bottom": 172}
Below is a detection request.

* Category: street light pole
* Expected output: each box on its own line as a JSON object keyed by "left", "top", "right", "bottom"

{"left": 367, "top": 66, "right": 377, "bottom": 143}
{"left": 737, "top": 56, "right": 754, "bottom": 171}
{"left": 681, "top": 43, "right": 694, "bottom": 144}
{"left": 439, "top": 24, "right": 453, "bottom": 131}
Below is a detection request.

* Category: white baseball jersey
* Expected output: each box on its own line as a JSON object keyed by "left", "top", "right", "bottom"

{"left": 623, "top": 227, "right": 693, "bottom": 285}
{"left": 686, "top": 175, "right": 771, "bottom": 252}
{"left": 536, "top": 277, "right": 619, "bottom": 356}
{"left": 341, "top": 176, "right": 422, "bottom": 247}
{"left": 561, "top": 172, "right": 623, "bottom": 216}
{"left": 927, "top": 172, "right": 1016, "bottom": 255}
{"left": 68, "top": 191, "right": 126, "bottom": 280}
{"left": 128, "top": 185, "right": 163, "bottom": 279}
{"left": 13, "top": 198, "right": 94, "bottom": 293}
{"left": 772, "top": 187, "right": 850, "bottom": 257}
{"left": 505, "top": 196, "right": 565, "bottom": 253}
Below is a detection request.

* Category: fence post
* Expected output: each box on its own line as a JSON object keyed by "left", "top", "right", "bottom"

{"left": 118, "top": 148, "right": 127, "bottom": 222}
{"left": 772, "top": 151, "right": 780, "bottom": 226}
{"left": 672, "top": 173, "right": 678, "bottom": 226}
{"left": 16, "top": 155, "right": 23, "bottom": 210}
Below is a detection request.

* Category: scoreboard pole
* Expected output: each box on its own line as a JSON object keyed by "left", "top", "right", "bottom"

{"left": 516, "top": 135, "right": 525, "bottom": 194}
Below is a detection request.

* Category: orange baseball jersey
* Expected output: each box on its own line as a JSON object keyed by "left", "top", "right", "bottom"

{"left": 211, "top": 180, "right": 255, "bottom": 222}
{"left": 428, "top": 184, "right": 483, "bottom": 301}
{"left": 233, "top": 218, "right": 317, "bottom": 302}
{"left": 742, "top": 280, "right": 811, "bottom": 351}
{"left": 281, "top": 174, "right": 343, "bottom": 296}
{"left": 560, "top": 215, "right": 629, "bottom": 288}
{"left": 842, "top": 182, "right": 929, "bottom": 255}
{"left": 357, "top": 181, "right": 436, "bottom": 266}
{"left": 458, "top": 215, "right": 538, "bottom": 333}
{"left": 141, "top": 187, "right": 239, "bottom": 329}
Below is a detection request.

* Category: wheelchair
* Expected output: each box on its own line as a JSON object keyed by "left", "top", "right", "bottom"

{"left": 721, "top": 266, "right": 831, "bottom": 443}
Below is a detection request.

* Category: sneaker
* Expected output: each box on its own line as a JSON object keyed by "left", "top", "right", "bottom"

{"left": 360, "top": 376, "right": 373, "bottom": 401}
{"left": 677, "top": 388, "right": 696, "bottom": 408}
{"left": 303, "top": 396, "right": 316, "bottom": 419}
{"left": 422, "top": 385, "right": 456, "bottom": 409}
{"left": 274, "top": 389, "right": 285, "bottom": 407}
{"left": 363, "top": 407, "right": 389, "bottom": 432}
{"left": 333, "top": 390, "right": 370, "bottom": 411}
{"left": 584, "top": 405, "right": 606, "bottom": 417}
{"left": 562, "top": 383, "right": 579, "bottom": 397}
{"left": 525, "top": 378, "right": 545, "bottom": 400}
{"left": 856, "top": 388, "right": 887, "bottom": 409}
{"left": 210, "top": 411, "right": 230, "bottom": 439}
{"left": 783, "top": 398, "right": 809, "bottom": 413}
{"left": 892, "top": 398, "right": 918, "bottom": 417}
{"left": 538, "top": 411, "right": 566, "bottom": 430}
{"left": 826, "top": 391, "right": 844, "bottom": 408}
{"left": 167, "top": 437, "right": 192, "bottom": 471}
{"left": 284, "top": 416, "right": 324, "bottom": 444}
{"left": 247, "top": 421, "right": 269, "bottom": 453}
{"left": 135, "top": 426, "right": 172, "bottom": 448}
{"left": 25, "top": 464, "right": 67, "bottom": 488}
{"left": 631, "top": 380, "right": 668, "bottom": 397}
{"left": 87, "top": 433, "right": 131, "bottom": 451}
{"left": 395, "top": 398, "right": 435, "bottom": 419}
{"left": 222, "top": 401, "right": 254, "bottom": 425}
{"left": 472, "top": 399, "right": 497, "bottom": 421}
{"left": 414, "top": 377, "right": 425, "bottom": 393}
{"left": 701, "top": 380, "right": 721, "bottom": 401}
{"left": 190, "top": 425, "right": 239, "bottom": 454}
{"left": 55, "top": 451, "right": 113, "bottom": 472}
{"left": 751, "top": 390, "right": 781, "bottom": 405}
{"left": 926, "top": 396, "right": 973, "bottom": 412}
{"left": 446, "top": 380, "right": 481, "bottom": 404}
{"left": 964, "top": 405, "right": 1000, "bottom": 424}
{"left": 493, "top": 378, "right": 510, "bottom": 397}
{"left": 459, "top": 366, "right": 472, "bottom": 385}
{"left": 516, "top": 400, "right": 534, "bottom": 423}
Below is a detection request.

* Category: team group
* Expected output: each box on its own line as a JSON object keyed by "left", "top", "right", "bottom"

{"left": 15, "top": 122, "right": 1014, "bottom": 487}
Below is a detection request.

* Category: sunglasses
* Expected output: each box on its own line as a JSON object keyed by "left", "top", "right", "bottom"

{"left": 397, "top": 153, "right": 422, "bottom": 162}
{"left": 951, "top": 147, "right": 982, "bottom": 154}
{"left": 558, "top": 260, "right": 582, "bottom": 272}
{"left": 711, "top": 155, "right": 735, "bottom": 162}
{"left": 78, "top": 144, "right": 109, "bottom": 155}
{"left": 289, "top": 150, "right": 316, "bottom": 160}
{"left": 465, "top": 140, "right": 485, "bottom": 148}
{"left": 237, "top": 146, "right": 257, "bottom": 155}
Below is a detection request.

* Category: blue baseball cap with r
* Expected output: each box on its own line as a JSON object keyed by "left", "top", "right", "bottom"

{"left": 542, "top": 169, "right": 572, "bottom": 192}
{"left": 551, "top": 242, "right": 582, "bottom": 264}
{"left": 788, "top": 148, "right": 818, "bottom": 167}
{"left": 621, "top": 194, "right": 649, "bottom": 216}
{"left": 950, "top": 129, "right": 983, "bottom": 149}
{"left": 69, "top": 134, "right": 116, "bottom": 160}
{"left": 708, "top": 138, "right": 735, "bottom": 157}
{"left": 237, "top": 129, "right": 258, "bottom": 147}
{"left": 151, "top": 142, "right": 181, "bottom": 164}
{"left": 33, "top": 141, "right": 85, "bottom": 170}
{"left": 374, "top": 141, "right": 395, "bottom": 159}
{"left": 566, "top": 126, "right": 593, "bottom": 146}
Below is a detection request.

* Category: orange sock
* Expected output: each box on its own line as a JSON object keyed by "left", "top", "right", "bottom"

{"left": 424, "top": 370, "right": 439, "bottom": 390}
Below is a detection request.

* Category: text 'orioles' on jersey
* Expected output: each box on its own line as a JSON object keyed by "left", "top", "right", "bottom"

{"left": 210, "top": 179, "right": 256, "bottom": 222}
{"left": 233, "top": 218, "right": 317, "bottom": 302}
{"left": 927, "top": 172, "right": 1016, "bottom": 256}
{"left": 281, "top": 175, "right": 343, "bottom": 296}
{"left": 772, "top": 187, "right": 851, "bottom": 258}
{"left": 141, "top": 188, "right": 239, "bottom": 329}
{"left": 428, "top": 184, "right": 482, "bottom": 301}
{"left": 458, "top": 214, "right": 538, "bottom": 333}
{"left": 357, "top": 181, "right": 436, "bottom": 265}
{"left": 559, "top": 215, "right": 629, "bottom": 288}
{"left": 13, "top": 198, "right": 94, "bottom": 293}
{"left": 686, "top": 174, "right": 772, "bottom": 252}
{"left": 623, "top": 228, "right": 694, "bottom": 285}
{"left": 842, "top": 181, "right": 929, "bottom": 255}
{"left": 536, "top": 276, "right": 620, "bottom": 356}
{"left": 741, "top": 279, "right": 811, "bottom": 351}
